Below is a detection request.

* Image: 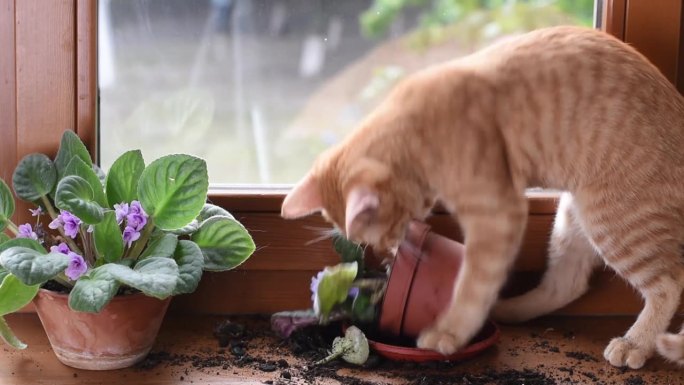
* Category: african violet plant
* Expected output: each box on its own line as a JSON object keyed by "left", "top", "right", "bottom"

{"left": 272, "top": 235, "right": 386, "bottom": 334}
{"left": 0, "top": 131, "right": 255, "bottom": 349}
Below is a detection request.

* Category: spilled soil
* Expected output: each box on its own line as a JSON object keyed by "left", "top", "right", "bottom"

{"left": 135, "top": 317, "right": 664, "bottom": 385}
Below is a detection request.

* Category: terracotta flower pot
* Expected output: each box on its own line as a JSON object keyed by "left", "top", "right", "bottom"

{"left": 379, "top": 220, "right": 464, "bottom": 338}
{"left": 33, "top": 289, "right": 170, "bottom": 370}
{"left": 373, "top": 220, "right": 499, "bottom": 361}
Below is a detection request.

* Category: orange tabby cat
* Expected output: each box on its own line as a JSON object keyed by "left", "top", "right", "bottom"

{"left": 281, "top": 26, "right": 684, "bottom": 369}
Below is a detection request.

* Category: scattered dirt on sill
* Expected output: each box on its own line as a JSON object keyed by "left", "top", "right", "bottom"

{"left": 134, "top": 317, "right": 674, "bottom": 385}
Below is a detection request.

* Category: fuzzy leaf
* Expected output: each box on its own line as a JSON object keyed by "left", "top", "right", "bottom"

{"left": 172, "top": 240, "right": 204, "bottom": 295}
{"left": 0, "top": 238, "right": 45, "bottom": 254}
{"left": 0, "top": 233, "right": 10, "bottom": 244}
{"left": 198, "top": 203, "right": 235, "bottom": 222}
{"left": 106, "top": 150, "right": 145, "bottom": 208}
{"left": 0, "top": 274, "right": 39, "bottom": 316}
{"left": 64, "top": 156, "right": 107, "bottom": 207}
{"left": 0, "top": 315, "right": 26, "bottom": 349}
{"left": 0, "top": 248, "right": 70, "bottom": 286}
{"left": 315, "top": 262, "right": 358, "bottom": 319}
{"left": 333, "top": 235, "right": 365, "bottom": 273}
{"left": 54, "top": 131, "right": 92, "bottom": 181}
{"left": 168, "top": 220, "right": 199, "bottom": 236}
{"left": 107, "top": 257, "right": 178, "bottom": 299}
{"left": 55, "top": 175, "right": 105, "bottom": 224}
{"left": 68, "top": 267, "right": 119, "bottom": 313}
{"left": 139, "top": 233, "right": 178, "bottom": 260}
{"left": 138, "top": 155, "right": 208, "bottom": 230}
{"left": 12, "top": 154, "right": 56, "bottom": 202}
{"left": 0, "top": 180, "right": 15, "bottom": 232}
{"left": 93, "top": 211, "right": 124, "bottom": 263}
{"left": 191, "top": 216, "right": 255, "bottom": 271}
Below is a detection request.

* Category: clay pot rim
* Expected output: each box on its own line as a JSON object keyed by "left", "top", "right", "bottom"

{"left": 38, "top": 287, "right": 159, "bottom": 302}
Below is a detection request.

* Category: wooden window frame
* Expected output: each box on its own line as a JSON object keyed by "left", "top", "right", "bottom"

{"left": 0, "top": 0, "right": 682, "bottom": 315}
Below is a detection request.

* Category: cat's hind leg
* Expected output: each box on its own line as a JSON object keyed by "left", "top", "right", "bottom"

{"left": 576, "top": 193, "right": 684, "bottom": 369}
{"left": 492, "top": 192, "right": 602, "bottom": 322}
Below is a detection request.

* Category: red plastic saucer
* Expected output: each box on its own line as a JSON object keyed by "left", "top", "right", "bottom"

{"left": 367, "top": 320, "right": 500, "bottom": 362}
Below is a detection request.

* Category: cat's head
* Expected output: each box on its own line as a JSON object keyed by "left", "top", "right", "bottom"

{"left": 281, "top": 145, "right": 433, "bottom": 255}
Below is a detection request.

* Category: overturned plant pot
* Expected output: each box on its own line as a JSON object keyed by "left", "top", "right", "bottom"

{"left": 373, "top": 220, "right": 500, "bottom": 361}
{"left": 33, "top": 288, "right": 170, "bottom": 370}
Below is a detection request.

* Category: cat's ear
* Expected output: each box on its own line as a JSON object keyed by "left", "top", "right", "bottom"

{"left": 281, "top": 173, "right": 323, "bottom": 219}
{"left": 345, "top": 186, "right": 379, "bottom": 238}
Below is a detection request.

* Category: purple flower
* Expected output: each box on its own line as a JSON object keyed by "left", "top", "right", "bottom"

{"left": 310, "top": 271, "right": 325, "bottom": 315}
{"left": 348, "top": 287, "right": 360, "bottom": 299}
{"left": 123, "top": 226, "right": 141, "bottom": 248}
{"left": 114, "top": 203, "right": 129, "bottom": 225}
{"left": 50, "top": 242, "right": 71, "bottom": 254}
{"left": 49, "top": 210, "right": 82, "bottom": 239}
{"left": 17, "top": 224, "right": 38, "bottom": 240}
{"left": 126, "top": 201, "right": 148, "bottom": 231}
{"left": 129, "top": 201, "right": 146, "bottom": 216}
{"left": 29, "top": 207, "right": 43, "bottom": 217}
{"left": 64, "top": 252, "right": 87, "bottom": 281}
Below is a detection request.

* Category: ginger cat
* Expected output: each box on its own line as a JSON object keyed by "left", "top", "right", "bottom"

{"left": 281, "top": 26, "right": 684, "bottom": 369}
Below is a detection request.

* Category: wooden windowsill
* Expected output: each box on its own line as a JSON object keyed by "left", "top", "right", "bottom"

{"left": 2, "top": 313, "right": 681, "bottom": 384}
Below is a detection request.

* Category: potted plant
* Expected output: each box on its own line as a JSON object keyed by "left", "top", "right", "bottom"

{"left": 0, "top": 131, "right": 255, "bottom": 370}
{"left": 272, "top": 221, "right": 499, "bottom": 363}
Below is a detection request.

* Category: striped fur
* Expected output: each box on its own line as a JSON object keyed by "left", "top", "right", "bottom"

{"left": 281, "top": 26, "right": 684, "bottom": 369}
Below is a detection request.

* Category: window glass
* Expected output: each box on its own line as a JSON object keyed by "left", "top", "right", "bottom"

{"left": 99, "top": 0, "right": 595, "bottom": 186}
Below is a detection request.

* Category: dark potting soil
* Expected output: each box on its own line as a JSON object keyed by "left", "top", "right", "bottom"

{"left": 134, "top": 317, "right": 668, "bottom": 385}
{"left": 42, "top": 280, "right": 139, "bottom": 296}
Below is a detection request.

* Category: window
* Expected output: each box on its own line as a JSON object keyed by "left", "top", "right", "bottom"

{"left": 98, "top": 0, "right": 595, "bottom": 186}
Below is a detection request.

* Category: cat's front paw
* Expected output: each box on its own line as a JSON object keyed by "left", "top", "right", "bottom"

{"left": 656, "top": 333, "right": 684, "bottom": 365}
{"left": 604, "top": 337, "right": 653, "bottom": 369}
{"left": 416, "top": 323, "right": 468, "bottom": 355}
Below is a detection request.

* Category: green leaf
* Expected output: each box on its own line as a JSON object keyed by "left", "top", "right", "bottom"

{"left": 0, "top": 267, "right": 7, "bottom": 283}
{"left": 0, "top": 238, "right": 45, "bottom": 254}
{"left": 0, "top": 233, "right": 10, "bottom": 244}
{"left": 93, "top": 211, "right": 124, "bottom": 263}
{"left": 168, "top": 220, "right": 199, "bottom": 236}
{"left": 172, "top": 240, "right": 204, "bottom": 295}
{"left": 0, "top": 274, "right": 39, "bottom": 316}
{"left": 0, "top": 179, "right": 15, "bottom": 232}
{"left": 0, "top": 315, "right": 26, "bottom": 349}
{"left": 191, "top": 217, "right": 255, "bottom": 271}
{"left": 55, "top": 175, "right": 105, "bottom": 224}
{"left": 315, "top": 262, "right": 358, "bottom": 319}
{"left": 351, "top": 292, "right": 376, "bottom": 323}
{"left": 68, "top": 267, "right": 119, "bottom": 313}
{"left": 11, "top": 154, "right": 56, "bottom": 202}
{"left": 64, "top": 156, "right": 107, "bottom": 207}
{"left": 139, "top": 233, "right": 178, "bottom": 260}
{"left": 107, "top": 257, "right": 178, "bottom": 299}
{"left": 333, "top": 235, "right": 365, "bottom": 273}
{"left": 54, "top": 131, "right": 92, "bottom": 180}
{"left": 0, "top": 248, "right": 70, "bottom": 286}
{"left": 137, "top": 155, "right": 208, "bottom": 230}
{"left": 106, "top": 150, "right": 145, "bottom": 207}
{"left": 198, "top": 203, "right": 235, "bottom": 222}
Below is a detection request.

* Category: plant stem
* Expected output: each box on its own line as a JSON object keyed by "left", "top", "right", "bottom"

{"left": 4, "top": 221, "right": 19, "bottom": 236}
{"left": 126, "top": 219, "right": 155, "bottom": 261}
{"left": 314, "top": 350, "right": 345, "bottom": 366}
{"left": 40, "top": 196, "right": 83, "bottom": 255}
{"left": 79, "top": 228, "right": 94, "bottom": 266}
{"left": 53, "top": 273, "right": 73, "bottom": 288}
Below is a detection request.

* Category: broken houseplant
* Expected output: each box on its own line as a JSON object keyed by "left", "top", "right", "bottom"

{"left": 0, "top": 130, "right": 255, "bottom": 370}
{"left": 272, "top": 221, "right": 499, "bottom": 363}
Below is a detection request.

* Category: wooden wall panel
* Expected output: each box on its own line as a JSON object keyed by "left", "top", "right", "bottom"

{"left": 0, "top": 0, "right": 16, "bottom": 188}
{"left": 76, "top": 0, "right": 98, "bottom": 162}
{"left": 624, "top": 0, "right": 682, "bottom": 84}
